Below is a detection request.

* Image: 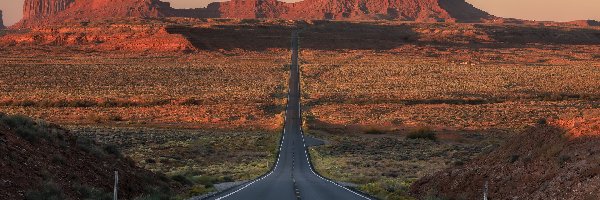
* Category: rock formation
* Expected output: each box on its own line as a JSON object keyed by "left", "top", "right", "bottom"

{"left": 0, "top": 10, "right": 5, "bottom": 29}
{"left": 15, "top": 0, "right": 492, "bottom": 28}
{"left": 16, "top": 0, "right": 173, "bottom": 27}
{"left": 23, "top": 0, "right": 74, "bottom": 19}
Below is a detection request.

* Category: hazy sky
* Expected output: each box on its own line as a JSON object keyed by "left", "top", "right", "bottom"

{"left": 1, "top": 0, "right": 599, "bottom": 26}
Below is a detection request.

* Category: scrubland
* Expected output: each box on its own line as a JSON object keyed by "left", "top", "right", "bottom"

{"left": 296, "top": 23, "right": 599, "bottom": 199}
{"left": 1, "top": 19, "right": 599, "bottom": 199}
{"left": 0, "top": 52, "right": 289, "bottom": 129}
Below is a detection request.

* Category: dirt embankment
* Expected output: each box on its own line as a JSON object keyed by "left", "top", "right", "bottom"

{"left": 0, "top": 113, "right": 180, "bottom": 199}
{"left": 411, "top": 110, "right": 600, "bottom": 199}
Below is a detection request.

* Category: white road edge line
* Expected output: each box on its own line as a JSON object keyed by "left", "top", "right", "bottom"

{"left": 299, "top": 130, "right": 372, "bottom": 200}
{"left": 213, "top": 93, "right": 291, "bottom": 200}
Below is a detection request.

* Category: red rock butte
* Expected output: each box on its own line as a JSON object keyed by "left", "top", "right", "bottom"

{"left": 0, "top": 10, "right": 5, "bottom": 29}
{"left": 15, "top": 0, "right": 492, "bottom": 28}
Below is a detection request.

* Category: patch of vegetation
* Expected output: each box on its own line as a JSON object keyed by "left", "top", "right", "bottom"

{"left": 509, "top": 155, "right": 520, "bottom": 163}
{"left": 406, "top": 128, "right": 437, "bottom": 141}
{"left": 0, "top": 114, "right": 54, "bottom": 143}
{"left": 358, "top": 179, "right": 417, "bottom": 200}
{"left": 135, "top": 186, "right": 174, "bottom": 200}
{"left": 76, "top": 136, "right": 123, "bottom": 158}
{"left": 537, "top": 118, "right": 547, "bottom": 125}
{"left": 25, "top": 181, "right": 65, "bottom": 200}
{"left": 364, "top": 128, "right": 386, "bottom": 135}
{"left": 73, "top": 185, "right": 112, "bottom": 200}
{"left": 167, "top": 169, "right": 233, "bottom": 197}
{"left": 103, "top": 144, "right": 122, "bottom": 157}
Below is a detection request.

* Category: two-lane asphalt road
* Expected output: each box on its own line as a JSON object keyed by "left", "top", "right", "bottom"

{"left": 204, "top": 32, "right": 371, "bottom": 200}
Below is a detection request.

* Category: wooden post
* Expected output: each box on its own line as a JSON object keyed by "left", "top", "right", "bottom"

{"left": 483, "top": 180, "right": 488, "bottom": 200}
{"left": 114, "top": 171, "right": 119, "bottom": 200}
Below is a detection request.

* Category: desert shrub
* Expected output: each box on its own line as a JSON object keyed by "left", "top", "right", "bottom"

{"left": 171, "top": 175, "right": 194, "bottom": 186}
{"left": 73, "top": 185, "right": 112, "bottom": 200}
{"left": 558, "top": 154, "right": 571, "bottom": 164}
{"left": 406, "top": 128, "right": 437, "bottom": 141}
{"left": 509, "top": 155, "right": 519, "bottom": 163}
{"left": 103, "top": 144, "right": 122, "bottom": 157}
{"left": 537, "top": 118, "right": 547, "bottom": 125}
{"left": 364, "top": 128, "right": 386, "bottom": 135}
{"left": 25, "top": 181, "right": 65, "bottom": 200}
{"left": 241, "top": 19, "right": 261, "bottom": 24}
{"left": 107, "top": 114, "right": 123, "bottom": 121}
{"left": 0, "top": 114, "right": 51, "bottom": 142}
{"left": 359, "top": 179, "right": 416, "bottom": 200}
{"left": 134, "top": 186, "right": 173, "bottom": 200}
{"left": 424, "top": 195, "right": 449, "bottom": 200}
{"left": 76, "top": 137, "right": 104, "bottom": 157}
{"left": 179, "top": 98, "right": 202, "bottom": 106}
{"left": 193, "top": 176, "right": 217, "bottom": 188}
{"left": 188, "top": 185, "right": 212, "bottom": 196}
{"left": 51, "top": 154, "right": 67, "bottom": 165}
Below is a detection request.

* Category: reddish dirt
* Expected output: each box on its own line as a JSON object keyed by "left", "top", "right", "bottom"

{"left": 411, "top": 110, "right": 600, "bottom": 200}
{"left": 14, "top": 0, "right": 492, "bottom": 28}
{"left": 0, "top": 113, "right": 179, "bottom": 199}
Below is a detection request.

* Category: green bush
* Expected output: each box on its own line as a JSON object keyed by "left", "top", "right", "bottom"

{"left": 406, "top": 128, "right": 437, "bottom": 141}
{"left": 188, "top": 185, "right": 212, "bottom": 196}
{"left": 103, "top": 144, "right": 122, "bottom": 157}
{"left": 358, "top": 179, "right": 416, "bottom": 200}
{"left": 25, "top": 181, "right": 65, "bottom": 200}
{"left": 537, "top": 118, "right": 547, "bottom": 125}
{"left": 171, "top": 175, "right": 193, "bottom": 186}
{"left": 134, "top": 186, "right": 173, "bottom": 200}
{"left": 76, "top": 137, "right": 104, "bottom": 157}
{"left": 364, "top": 128, "right": 386, "bottom": 135}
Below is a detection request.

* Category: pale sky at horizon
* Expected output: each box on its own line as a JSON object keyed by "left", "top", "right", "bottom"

{"left": 1, "top": 0, "right": 599, "bottom": 26}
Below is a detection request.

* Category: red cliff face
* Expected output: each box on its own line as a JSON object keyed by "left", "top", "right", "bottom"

{"left": 23, "top": 0, "right": 75, "bottom": 20}
{"left": 15, "top": 0, "right": 492, "bottom": 28}
{"left": 209, "top": 0, "right": 491, "bottom": 22}
{"left": 16, "top": 0, "right": 173, "bottom": 28}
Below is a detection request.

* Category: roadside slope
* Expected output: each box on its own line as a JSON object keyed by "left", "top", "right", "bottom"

{"left": 0, "top": 113, "right": 179, "bottom": 199}
{"left": 411, "top": 110, "right": 600, "bottom": 199}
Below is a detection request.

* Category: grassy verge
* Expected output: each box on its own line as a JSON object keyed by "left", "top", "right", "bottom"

{"left": 306, "top": 128, "right": 492, "bottom": 200}
{"left": 73, "top": 126, "right": 282, "bottom": 198}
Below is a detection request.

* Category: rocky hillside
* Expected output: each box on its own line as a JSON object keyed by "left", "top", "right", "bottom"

{"left": 0, "top": 113, "right": 179, "bottom": 199}
{"left": 411, "top": 111, "right": 600, "bottom": 199}
{"left": 14, "top": 0, "right": 492, "bottom": 28}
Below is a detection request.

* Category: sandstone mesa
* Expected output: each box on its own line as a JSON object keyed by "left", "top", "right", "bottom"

{"left": 15, "top": 0, "right": 492, "bottom": 28}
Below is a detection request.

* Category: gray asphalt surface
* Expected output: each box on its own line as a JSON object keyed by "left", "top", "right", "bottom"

{"left": 203, "top": 32, "right": 371, "bottom": 200}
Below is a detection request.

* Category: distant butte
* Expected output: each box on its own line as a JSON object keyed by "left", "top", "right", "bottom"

{"left": 0, "top": 10, "right": 5, "bottom": 29}
{"left": 14, "top": 0, "right": 492, "bottom": 28}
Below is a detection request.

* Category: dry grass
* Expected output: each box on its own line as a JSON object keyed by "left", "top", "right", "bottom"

{"left": 1, "top": 20, "right": 599, "bottom": 199}
{"left": 298, "top": 24, "right": 599, "bottom": 199}
{"left": 73, "top": 126, "right": 280, "bottom": 197}
{"left": 0, "top": 53, "right": 289, "bottom": 129}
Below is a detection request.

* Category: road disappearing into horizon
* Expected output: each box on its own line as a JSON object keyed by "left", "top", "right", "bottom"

{"left": 204, "top": 31, "right": 371, "bottom": 200}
